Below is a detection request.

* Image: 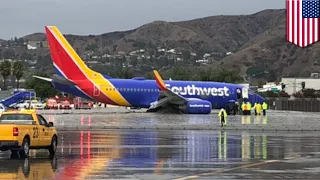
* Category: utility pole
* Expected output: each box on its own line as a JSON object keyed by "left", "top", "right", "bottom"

{"left": 293, "top": 78, "right": 296, "bottom": 94}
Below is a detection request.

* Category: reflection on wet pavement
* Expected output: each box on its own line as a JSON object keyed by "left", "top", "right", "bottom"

{"left": 1, "top": 129, "right": 320, "bottom": 179}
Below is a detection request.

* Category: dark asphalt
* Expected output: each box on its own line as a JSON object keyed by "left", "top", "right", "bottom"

{"left": 1, "top": 128, "right": 320, "bottom": 179}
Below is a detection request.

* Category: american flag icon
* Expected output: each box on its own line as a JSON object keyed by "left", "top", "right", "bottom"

{"left": 287, "top": 0, "right": 320, "bottom": 47}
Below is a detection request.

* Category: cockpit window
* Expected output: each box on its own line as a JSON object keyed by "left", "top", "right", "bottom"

{"left": 248, "top": 89, "right": 254, "bottom": 95}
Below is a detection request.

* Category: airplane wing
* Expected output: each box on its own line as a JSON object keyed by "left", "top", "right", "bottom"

{"left": 152, "top": 70, "right": 187, "bottom": 107}
{"left": 33, "top": 74, "right": 77, "bottom": 86}
{"left": 33, "top": 75, "right": 52, "bottom": 82}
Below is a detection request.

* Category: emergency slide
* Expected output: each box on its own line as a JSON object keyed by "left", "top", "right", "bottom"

{"left": 0, "top": 91, "right": 35, "bottom": 107}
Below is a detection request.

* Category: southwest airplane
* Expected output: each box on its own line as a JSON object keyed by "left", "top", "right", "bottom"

{"left": 33, "top": 26, "right": 265, "bottom": 114}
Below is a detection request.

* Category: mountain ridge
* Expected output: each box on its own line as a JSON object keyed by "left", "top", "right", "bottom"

{"left": 2, "top": 8, "right": 319, "bottom": 83}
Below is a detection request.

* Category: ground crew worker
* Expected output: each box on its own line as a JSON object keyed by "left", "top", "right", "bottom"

{"left": 244, "top": 102, "right": 248, "bottom": 115}
{"left": 246, "top": 101, "right": 251, "bottom": 115}
{"left": 234, "top": 102, "right": 239, "bottom": 115}
{"left": 262, "top": 102, "right": 268, "bottom": 116}
{"left": 256, "top": 103, "right": 262, "bottom": 115}
{"left": 253, "top": 103, "right": 257, "bottom": 115}
{"left": 240, "top": 102, "right": 243, "bottom": 115}
{"left": 218, "top": 108, "right": 227, "bottom": 127}
{"left": 225, "top": 103, "right": 231, "bottom": 115}
{"left": 241, "top": 102, "right": 245, "bottom": 115}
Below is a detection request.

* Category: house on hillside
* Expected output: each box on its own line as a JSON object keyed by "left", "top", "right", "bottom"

{"left": 42, "top": 41, "right": 49, "bottom": 48}
{"left": 117, "top": 51, "right": 126, "bottom": 55}
{"left": 27, "top": 41, "right": 46, "bottom": 49}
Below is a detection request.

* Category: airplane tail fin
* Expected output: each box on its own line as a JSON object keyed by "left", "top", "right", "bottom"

{"left": 45, "top": 26, "right": 99, "bottom": 82}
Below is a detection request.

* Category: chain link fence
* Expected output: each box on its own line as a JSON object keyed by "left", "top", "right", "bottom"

{"left": 265, "top": 98, "right": 320, "bottom": 112}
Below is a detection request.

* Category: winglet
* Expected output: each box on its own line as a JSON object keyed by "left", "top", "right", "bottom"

{"left": 153, "top": 70, "right": 167, "bottom": 91}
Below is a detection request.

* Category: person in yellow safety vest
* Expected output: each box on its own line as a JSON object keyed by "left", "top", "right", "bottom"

{"left": 246, "top": 102, "right": 251, "bottom": 115}
{"left": 256, "top": 103, "right": 262, "bottom": 115}
{"left": 253, "top": 103, "right": 257, "bottom": 115}
{"left": 241, "top": 103, "right": 245, "bottom": 115}
{"left": 243, "top": 103, "right": 248, "bottom": 115}
{"left": 262, "top": 102, "right": 268, "bottom": 116}
{"left": 218, "top": 108, "right": 227, "bottom": 127}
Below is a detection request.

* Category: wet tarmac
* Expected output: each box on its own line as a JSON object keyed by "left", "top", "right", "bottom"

{"left": 41, "top": 108, "right": 320, "bottom": 131}
{"left": 1, "top": 109, "right": 320, "bottom": 179}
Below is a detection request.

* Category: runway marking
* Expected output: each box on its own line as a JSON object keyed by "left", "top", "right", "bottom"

{"left": 172, "top": 160, "right": 280, "bottom": 180}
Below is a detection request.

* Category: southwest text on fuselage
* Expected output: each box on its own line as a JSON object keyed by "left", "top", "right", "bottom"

{"left": 165, "top": 84, "right": 230, "bottom": 96}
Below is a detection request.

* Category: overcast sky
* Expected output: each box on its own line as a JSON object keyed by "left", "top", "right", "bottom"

{"left": 0, "top": 0, "right": 284, "bottom": 40}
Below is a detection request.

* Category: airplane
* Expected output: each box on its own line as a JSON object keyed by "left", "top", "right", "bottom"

{"left": 33, "top": 26, "right": 265, "bottom": 114}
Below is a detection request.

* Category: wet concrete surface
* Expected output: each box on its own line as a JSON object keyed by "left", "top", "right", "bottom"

{"left": 39, "top": 108, "right": 320, "bottom": 131}
{"left": 1, "top": 129, "right": 320, "bottom": 179}
{"left": 1, "top": 109, "right": 320, "bottom": 179}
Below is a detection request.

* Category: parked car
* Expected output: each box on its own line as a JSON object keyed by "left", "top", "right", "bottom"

{"left": 46, "top": 99, "right": 59, "bottom": 109}
{"left": 16, "top": 100, "right": 44, "bottom": 109}
{"left": 73, "top": 97, "right": 92, "bottom": 109}
{"left": 59, "top": 100, "right": 71, "bottom": 109}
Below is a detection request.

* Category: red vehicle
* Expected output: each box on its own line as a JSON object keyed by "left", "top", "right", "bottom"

{"left": 59, "top": 100, "right": 71, "bottom": 109}
{"left": 46, "top": 98, "right": 59, "bottom": 109}
{"left": 73, "top": 97, "right": 92, "bottom": 109}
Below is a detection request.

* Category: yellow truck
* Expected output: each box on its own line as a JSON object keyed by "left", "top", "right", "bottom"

{"left": 0, "top": 109, "right": 58, "bottom": 158}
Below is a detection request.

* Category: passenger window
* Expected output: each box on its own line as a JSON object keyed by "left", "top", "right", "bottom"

{"left": 37, "top": 114, "right": 48, "bottom": 126}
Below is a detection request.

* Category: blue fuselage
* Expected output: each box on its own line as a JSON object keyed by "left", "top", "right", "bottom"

{"left": 52, "top": 78, "right": 265, "bottom": 109}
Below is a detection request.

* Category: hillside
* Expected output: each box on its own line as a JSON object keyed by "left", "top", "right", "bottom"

{"left": 2, "top": 8, "right": 318, "bottom": 83}
{"left": 19, "top": 9, "right": 286, "bottom": 56}
{"left": 221, "top": 9, "right": 320, "bottom": 81}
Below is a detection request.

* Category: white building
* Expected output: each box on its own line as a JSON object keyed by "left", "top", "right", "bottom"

{"left": 281, "top": 77, "right": 320, "bottom": 95}
{"left": 257, "top": 82, "right": 281, "bottom": 92}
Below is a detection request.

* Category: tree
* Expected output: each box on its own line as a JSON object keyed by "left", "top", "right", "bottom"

{"left": 170, "top": 67, "right": 190, "bottom": 80}
{"left": 212, "top": 68, "right": 242, "bottom": 83}
{"left": 0, "top": 60, "right": 12, "bottom": 90}
{"left": 12, "top": 61, "right": 24, "bottom": 88}
{"left": 182, "top": 50, "right": 191, "bottom": 61}
{"left": 25, "top": 73, "right": 59, "bottom": 99}
{"left": 197, "top": 68, "right": 242, "bottom": 83}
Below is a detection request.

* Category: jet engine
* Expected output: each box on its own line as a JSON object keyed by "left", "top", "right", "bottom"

{"left": 178, "top": 100, "right": 212, "bottom": 114}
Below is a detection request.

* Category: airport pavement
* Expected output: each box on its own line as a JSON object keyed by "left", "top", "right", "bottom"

{"left": 1, "top": 129, "right": 320, "bottom": 179}
{"left": 1, "top": 109, "right": 320, "bottom": 179}
{"left": 38, "top": 108, "right": 320, "bottom": 132}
